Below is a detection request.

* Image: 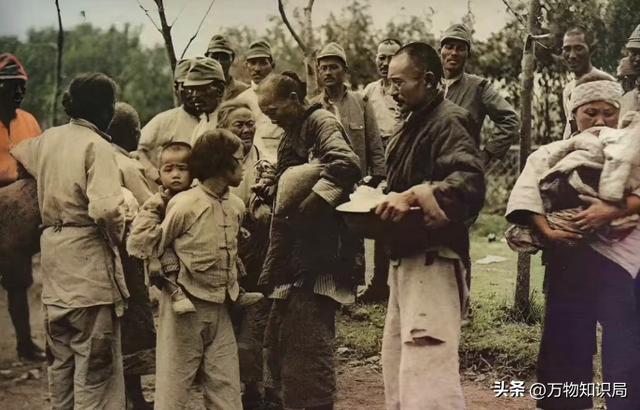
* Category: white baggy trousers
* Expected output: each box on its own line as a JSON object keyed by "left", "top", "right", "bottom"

{"left": 382, "top": 252, "right": 466, "bottom": 410}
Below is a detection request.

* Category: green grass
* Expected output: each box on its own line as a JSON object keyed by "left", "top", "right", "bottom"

{"left": 336, "top": 214, "right": 548, "bottom": 378}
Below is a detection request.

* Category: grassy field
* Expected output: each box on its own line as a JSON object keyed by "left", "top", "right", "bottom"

{"left": 336, "top": 213, "right": 547, "bottom": 379}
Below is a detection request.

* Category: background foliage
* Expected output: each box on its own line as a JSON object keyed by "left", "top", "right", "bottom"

{"left": 1, "top": 0, "right": 639, "bottom": 141}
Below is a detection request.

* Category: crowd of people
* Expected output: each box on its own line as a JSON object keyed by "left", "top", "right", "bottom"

{"left": 1, "top": 18, "right": 640, "bottom": 410}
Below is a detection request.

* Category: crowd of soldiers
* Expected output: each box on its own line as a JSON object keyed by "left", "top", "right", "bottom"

{"left": 1, "top": 17, "right": 640, "bottom": 410}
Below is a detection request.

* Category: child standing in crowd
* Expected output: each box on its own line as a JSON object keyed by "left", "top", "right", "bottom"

{"left": 127, "top": 141, "right": 197, "bottom": 314}
{"left": 154, "top": 129, "right": 246, "bottom": 410}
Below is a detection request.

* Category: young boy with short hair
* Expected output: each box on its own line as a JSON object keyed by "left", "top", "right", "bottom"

{"left": 127, "top": 141, "right": 196, "bottom": 314}
{"left": 154, "top": 129, "right": 246, "bottom": 410}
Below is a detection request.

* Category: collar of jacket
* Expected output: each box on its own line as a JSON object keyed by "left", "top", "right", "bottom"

{"left": 179, "top": 105, "right": 201, "bottom": 121}
{"left": 387, "top": 91, "right": 445, "bottom": 159}
{"left": 322, "top": 84, "right": 348, "bottom": 102}
{"left": 405, "top": 91, "right": 445, "bottom": 125}
{"left": 70, "top": 118, "right": 112, "bottom": 143}
{"left": 199, "top": 182, "right": 230, "bottom": 200}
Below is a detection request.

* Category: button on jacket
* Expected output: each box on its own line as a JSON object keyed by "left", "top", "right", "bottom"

{"left": 159, "top": 184, "right": 246, "bottom": 303}
{"left": 313, "top": 87, "right": 386, "bottom": 178}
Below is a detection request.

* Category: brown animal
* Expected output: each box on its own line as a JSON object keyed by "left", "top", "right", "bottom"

{"left": 0, "top": 178, "right": 41, "bottom": 284}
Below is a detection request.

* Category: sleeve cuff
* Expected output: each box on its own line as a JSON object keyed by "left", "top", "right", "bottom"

{"left": 312, "top": 178, "right": 345, "bottom": 207}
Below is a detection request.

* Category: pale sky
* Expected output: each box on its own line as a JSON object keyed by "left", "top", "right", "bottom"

{"left": 0, "top": 0, "right": 510, "bottom": 58}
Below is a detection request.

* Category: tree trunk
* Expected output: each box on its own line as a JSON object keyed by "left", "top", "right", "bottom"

{"left": 51, "top": 0, "right": 64, "bottom": 127}
{"left": 153, "top": 0, "right": 177, "bottom": 74}
{"left": 514, "top": 0, "right": 539, "bottom": 312}
{"left": 303, "top": 0, "right": 318, "bottom": 96}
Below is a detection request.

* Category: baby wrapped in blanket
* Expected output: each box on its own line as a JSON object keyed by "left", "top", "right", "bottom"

{"left": 506, "top": 83, "right": 640, "bottom": 253}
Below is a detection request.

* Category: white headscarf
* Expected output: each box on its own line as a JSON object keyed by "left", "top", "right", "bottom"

{"left": 570, "top": 80, "right": 623, "bottom": 114}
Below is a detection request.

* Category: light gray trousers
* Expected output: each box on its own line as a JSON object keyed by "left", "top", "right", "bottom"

{"left": 45, "top": 304, "right": 125, "bottom": 410}
{"left": 154, "top": 292, "right": 242, "bottom": 410}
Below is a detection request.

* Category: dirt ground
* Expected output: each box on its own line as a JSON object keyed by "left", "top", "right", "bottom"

{"left": 0, "top": 282, "right": 536, "bottom": 410}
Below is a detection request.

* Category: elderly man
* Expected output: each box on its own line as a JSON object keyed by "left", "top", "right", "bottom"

{"left": 136, "top": 57, "right": 224, "bottom": 185}
{"left": 561, "top": 26, "right": 615, "bottom": 138}
{"left": 236, "top": 40, "right": 282, "bottom": 162}
{"left": 377, "top": 42, "right": 485, "bottom": 409}
{"left": 313, "top": 42, "right": 385, "bottom": 183}
{"left": 0, "top": 53, "right": 44, "bottom": 362}
{"left": 621, "top": 25, "right": 640, "bottom": 117}
{"left": 440, "top": 24, "right": 519, "bottom": 165}
{"left": 206, "top": 35, "right": 249, "bottom": 101}
{"left": 363, "top": 39, "right": 403, "bottom": 148}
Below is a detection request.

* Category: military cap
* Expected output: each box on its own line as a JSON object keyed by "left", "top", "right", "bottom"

{"left": 183, "top": 57, "right": 225, "bottom": 87}
{"left": 441, "top": 24, "right": 473, "bottom": 52}
{"left": 207, "top": 35, "right": 234, "bottom": 56}
{"left": 317, "top": 42, "right": 348, "bottom": 67}
{"left": 627, "top": 24, "right": 640, "bottom": 50}
{"left": 174, "top": 58, "right": 191, "bottom": 84}
{"left": 246, "top": 40, "right": 272, "bottom": 60}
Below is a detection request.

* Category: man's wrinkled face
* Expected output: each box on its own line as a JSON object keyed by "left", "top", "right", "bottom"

{"left": 628, "top": 48, "right": 640, "bottom": 72}
{"left": 0, "top": 79, "right": 26, "bottom": 111}
{"left": 225, "top": 107, "right": 256, "bottom": 155}
{"left": 206, "top": 52, "right": 233, "bottom": 79}
{"left": 388, "top": 53, "right": 428, "bottom": 113}
{"left": 376, "top": 43, "right": 401, "bottom": 78}
{"left": 258, "top": 88, "right": 299, "bottom": 130}
{"left": 574, "top": 101, "right": 619, "bottom": 132}
{"left": 318, "top": 56, "right": 346, "bottom": 88}
{"left": 183, "top": 81, "right": 225, "bottom": 114}
{"left": 440, "top": 39, "right": 469, "bottom": 75}
{"left": 562, "top": 33, "right": 591, "bottom": 75}
{"left": 245, "top": 57, "right": 274, "bottom": 84}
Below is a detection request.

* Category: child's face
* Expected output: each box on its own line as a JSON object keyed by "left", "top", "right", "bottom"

{"left": 224, "top": 146, "right": 245, "bottom": 188}
{"left": 160, "top": 149, "right": 192, "bottom": 194}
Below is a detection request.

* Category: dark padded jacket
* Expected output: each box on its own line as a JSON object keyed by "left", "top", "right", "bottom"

{"left": 385, "top": 93, "right": 486, "bottom": 266}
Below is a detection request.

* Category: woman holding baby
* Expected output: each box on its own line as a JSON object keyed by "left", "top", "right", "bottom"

{"left": 506, "top": 73, "right": 640, "bottom": 410}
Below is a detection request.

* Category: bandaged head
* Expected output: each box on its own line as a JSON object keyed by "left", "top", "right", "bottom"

{"left": 570, "top": 80, "right": 623, "bottom": 114}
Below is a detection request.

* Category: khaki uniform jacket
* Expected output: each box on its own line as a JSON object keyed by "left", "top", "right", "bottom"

{"left": 312, "top": 87, "right": 386, "bottom": 178}
{"left": 11, "top": 119, "right": 129, "bottom": 315}
{"left": 445, "top": 73, "right": 519, "bottom": 160}
{"left": 136, "top": 106, "right": 200, "bottom": 183}
{"left": 113, "top": 145, "right": 153, "bottom": 206}
{"left": 362, "top": 79, "right": 401, "bottom": 147}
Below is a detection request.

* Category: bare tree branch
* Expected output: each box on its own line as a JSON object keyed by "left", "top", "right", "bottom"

{"left": 278, "top": 0, "right": 307, "bottom": 54}
{"left": 501, "top": 0, "right": 549, "bottom": 50}
{"left": 152, "top": 0, "right": 177, "bottom": 74}
{"left": 135, "top": 0, "right": 161, "bottom": 32}
{"left": 50, "top": 0, "right": 64, "bottom": 127}
{"left": 303, "top": 0, "right": 315, "bottom": 49}
{"left": 501, "top": 0, "right": 527, "bottom": 28}
{"left": 171, "top": 2, "right": 188, "bottom": 27}
{"left": 181, "top": 0, "right": 217, "bottom": 59}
